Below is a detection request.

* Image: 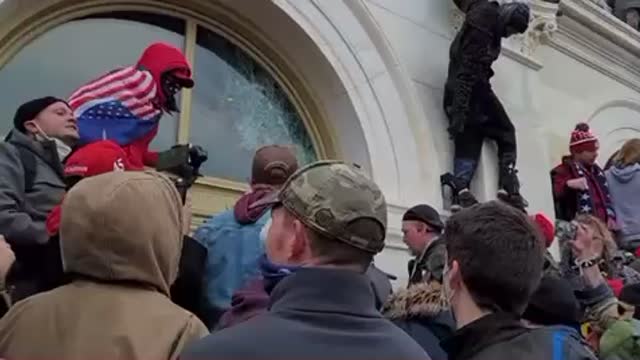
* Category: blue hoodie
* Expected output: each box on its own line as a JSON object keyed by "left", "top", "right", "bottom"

{"left": 606, "top": 164, "right": 640, "bottom": 247}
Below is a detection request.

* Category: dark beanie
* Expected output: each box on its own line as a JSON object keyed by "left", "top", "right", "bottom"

{"left": 620, "top": 284, "right": 640, "bottom": 320}
{"left": 403, "top": 204, "right": 444, "bottom": 233}
{"left": 13, "top": 97, "right": 68, "bottom": 133}
{"left": 523, "top": 276, "right": 582, "bottom": 327}
{"left": 499, "top": 3, "right": 530, "bottom": 34}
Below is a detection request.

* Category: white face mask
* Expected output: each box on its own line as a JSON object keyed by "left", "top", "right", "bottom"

{"left": 260, "top": 217, "right": 272, "bottom": 244}
{"left": 32, "top": 123, "right": 72, "bottom": 160}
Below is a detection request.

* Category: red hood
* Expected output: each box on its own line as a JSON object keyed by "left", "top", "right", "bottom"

{"left": 136, "top": 42, "right": 193, "bottom": 106}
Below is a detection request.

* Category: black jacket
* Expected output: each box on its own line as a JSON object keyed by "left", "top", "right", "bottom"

{"left": 408, "top": 238, "right": 446, "bottom": 285}
{"left": 170, "top": 235, "right": 209, "bottom": 322}
{"left": 441, "top": 312, "right": 597, "bottom": 360}
{"left": 384, "top": 282, "right": 455, "bottom": 360}
{"left": 182, "top": 268, "right": 430, "bottom": 360}
{"left": 444, "top": 0, "right": 502, "bottom": 133}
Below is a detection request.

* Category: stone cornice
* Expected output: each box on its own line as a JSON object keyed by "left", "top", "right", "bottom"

{"left": 549, "top": 0, "right": 640, "bottom": 92}
{"left": 450, "top": 0, "right": 560, "bottom": 71}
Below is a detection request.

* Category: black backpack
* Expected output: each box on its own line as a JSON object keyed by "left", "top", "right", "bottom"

{"left": 3, "top": 133, "right": 38, "bottom": 192}
{"left": 14, "top": 144, "right": 37, "bottom": 192}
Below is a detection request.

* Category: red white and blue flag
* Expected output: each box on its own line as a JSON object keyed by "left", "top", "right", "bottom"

{"left": 69, "top": 66, "right": 163, "bottom": 147}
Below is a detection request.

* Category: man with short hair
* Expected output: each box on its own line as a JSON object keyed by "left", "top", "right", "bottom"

{"left": 440, "top": 201, "right": 596, "bottom": 360}
{"left": 193, "top": 145, "right": 299, "bottom": 327}
{"left": 402, "top": 204, "right": 445, "bottom": 285}
{"left": 182, "top": 161, "right": 429, "bottom": 360}
{"left": 551, "top": 123, "right": 616, "bottom": 228}
{"left": 0, "top": 97, "right": 78, "bottom": 299}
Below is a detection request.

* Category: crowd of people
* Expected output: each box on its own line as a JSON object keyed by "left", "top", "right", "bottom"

{"left": 0, "top": 40, "right": 639, "bottom": 360}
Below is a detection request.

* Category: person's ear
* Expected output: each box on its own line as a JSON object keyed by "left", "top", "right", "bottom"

{"left": 290, "top": 219, "right": 312, "bottom": 261}
{"left": 448, "top": 260, "right": 463, "bottom": 291}
{"left": 23, "top": 120, "right": 39, "bottom": 135}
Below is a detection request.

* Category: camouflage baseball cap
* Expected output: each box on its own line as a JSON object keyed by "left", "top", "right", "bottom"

{"left": 255, "top": 160, "right": 387, "bottom": 253}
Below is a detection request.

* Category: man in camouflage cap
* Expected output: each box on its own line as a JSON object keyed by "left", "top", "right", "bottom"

{"left": 182, "top": 161, "right": 429, "bottom": 360}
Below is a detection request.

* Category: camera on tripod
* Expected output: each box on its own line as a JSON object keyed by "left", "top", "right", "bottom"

{"left": 156, "top": 144, "right": 208, "bottom": 202}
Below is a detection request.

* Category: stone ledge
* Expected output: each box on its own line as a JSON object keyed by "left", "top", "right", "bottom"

{"left": 549, "top": 0, "right": 640, "bottom": 93}
{"left": 450, "top": 0, "right": 559, "bottom": 71}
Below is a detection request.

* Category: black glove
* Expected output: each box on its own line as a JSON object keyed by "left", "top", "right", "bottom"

{"left": 448, "top": 112, "right": 466, "bottom": 139}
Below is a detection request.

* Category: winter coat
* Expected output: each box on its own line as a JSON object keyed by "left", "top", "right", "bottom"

{"left": 384, "top": 282, "right": 455, "bottom": 360}
{"left": 408, "top": 237, "right": 446, "bottom": 285}
{"left": 182, "top": 268, "right": 430, "bottom": 360}
{"left": 0, "top": 130, "right": 65, "bottom": 300}
{"left": 606, "top": 164, "right": 640, "bottom": 249}
{"left": 216, "top": 263, "right": 394, "bottom": 330}
{"left": 0, "top": 171, "right": 208, "bottom": 359}
{"left": 441, "top": 312, "right": 597, "bottom": 360}
{"left": 444, "top": 0, "right": 502, "bottom": 133}
{"left": 551, "top": 156, "right": 614, "bottom": 223}
{"left": 171, "top": 235, "right": 208, "bottom": 323}
{"left": 193, "top": 189, "right": 271, "bottom": 326}
{"left": 0, "top": 130, "right": 64, "bottom": 245}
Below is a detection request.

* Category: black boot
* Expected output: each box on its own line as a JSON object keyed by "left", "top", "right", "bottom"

{"left": 454, "top": 189, "right": 479, "bottom": 212}
{"left": 498, "top": 163, "right": 528, "bottom": 211}
{"left": 442, "top": 173, "right": 479, "bottom": 212}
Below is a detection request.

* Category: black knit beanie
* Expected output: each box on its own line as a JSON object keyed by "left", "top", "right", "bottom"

{"left": 13, "top": 97, "right": 68, "bottom": 133}
{"left": 620, "top": 284, "right": 640, "bottom": 320}
{"left": 499, "top": 3, "right": 531, "bottom": 34}
{"left": 523, "top": 276, "right": 582, "bottom": 328}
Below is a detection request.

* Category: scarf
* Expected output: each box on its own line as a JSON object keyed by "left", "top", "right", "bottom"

{"left": 259, "top": 255, "right": 300, "bottom": 294}
{"left": 567, "top": 158, "right": 615, "bottom": 222}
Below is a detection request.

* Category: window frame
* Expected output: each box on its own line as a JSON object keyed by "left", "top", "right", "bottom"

{"left": 0, "top": 2, "right": 333, "bottom": 190}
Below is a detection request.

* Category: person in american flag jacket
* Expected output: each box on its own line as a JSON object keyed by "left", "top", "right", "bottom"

{"left": 68, "top": 42, "right": 194, "bottom": 169}
{"left": 551, "top": 123, "right": 617, "bottom": 230}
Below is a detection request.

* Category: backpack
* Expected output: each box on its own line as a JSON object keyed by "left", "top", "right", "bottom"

{"left": 599, "top": 318, "right": 640, "bottom": 360}
{"left": 3, "top": 133, "right": 38, "bottom": 192}
{"left": 14, "top": 144, "right": 37, "bottom": 192}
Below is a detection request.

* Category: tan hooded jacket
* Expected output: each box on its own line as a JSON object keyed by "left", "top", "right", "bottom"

{"left": 0, "top": 171, "right": 208, "bottom": 359}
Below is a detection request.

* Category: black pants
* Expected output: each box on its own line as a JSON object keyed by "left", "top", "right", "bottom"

{"left": 451, "top": 89, "right": 517, "bottom": 189}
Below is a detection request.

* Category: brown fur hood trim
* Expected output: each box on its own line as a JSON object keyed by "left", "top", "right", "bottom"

{"left": 383, "top": 282, "right": 448, "bottom": 319}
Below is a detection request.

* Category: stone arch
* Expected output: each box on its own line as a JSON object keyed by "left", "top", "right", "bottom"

{"left": 588, "top": 99, "right": 640, "bottom": 163}
{"left": 0, "top": 0, "right": 441, "bottom": 211}
{"left": 266, "top": 0, "right": 442, "bottom": 208}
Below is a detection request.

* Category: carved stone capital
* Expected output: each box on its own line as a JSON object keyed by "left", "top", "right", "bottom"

{"left": 450, "top": 0, "right": 560, "bottom": 67}
{"left": 521, "top": 0, "right": 561, "bottom": 55}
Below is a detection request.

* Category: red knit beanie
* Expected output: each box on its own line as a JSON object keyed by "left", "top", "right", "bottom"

{"left": 532, "top": 212, "right": 555, "bottom": 248}
{"left": 570, "top": 123, "right": 599, "bottom": 154}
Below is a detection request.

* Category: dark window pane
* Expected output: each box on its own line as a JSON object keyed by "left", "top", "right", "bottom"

{"left": 190, "top": 26, "right": 317, "bottom": 181}
{"left": 0, "top": 12, "right": 184, "bottom": 149}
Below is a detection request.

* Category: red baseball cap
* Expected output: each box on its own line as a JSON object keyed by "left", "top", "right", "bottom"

{"left": 64, "top": 140, "right": 142, "bottom": 178}
{"left": 531, "top": 212, "right": 555, "bottom": 248}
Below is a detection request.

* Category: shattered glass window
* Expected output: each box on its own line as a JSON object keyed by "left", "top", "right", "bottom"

{"left": 190, "top": 26, "right": 317, "bottom": 181}
{"left": 0, "top": 12, "right": 184, "bottom": 150}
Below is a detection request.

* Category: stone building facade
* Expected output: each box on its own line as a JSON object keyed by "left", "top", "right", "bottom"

{"left": 0, "top": 0, "right": 638, "bottom": 284}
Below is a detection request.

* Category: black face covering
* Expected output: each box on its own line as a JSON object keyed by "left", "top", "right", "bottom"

{"left": 161, "top": 73, "right": 183, "bottom": 113}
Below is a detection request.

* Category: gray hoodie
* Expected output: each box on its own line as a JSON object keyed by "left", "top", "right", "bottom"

{"left": 606, "top": 164, "right": 640, "bottom": 247}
